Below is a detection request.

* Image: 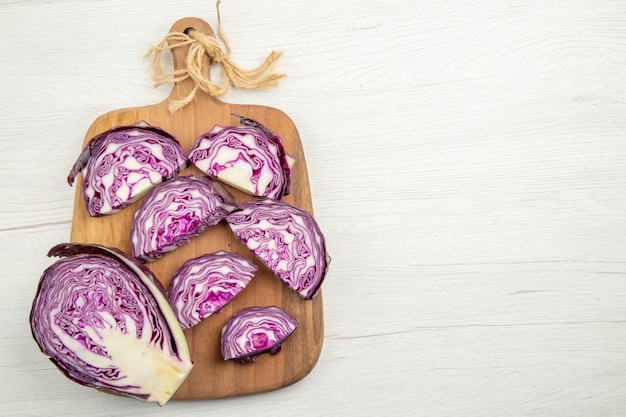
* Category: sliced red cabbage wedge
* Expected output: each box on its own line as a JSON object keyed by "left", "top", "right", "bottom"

{"left": 29, "top": 243, "right": 193, "bottom": 406}
{"left": 166, "top": 251, "right": 258, "bottom": 330}
{"left": 226, "top": 199, "right": 330, "bottom": 300}
{"left": 130, "top": 175, "right": 237, "bottom": 263}
{"left": 187, "top": 115, "right": 295, "bottom": 200}
{"left": 68, "top": 122, "right": 187, "bottom": 217}
{"left": 221, "top": 306, "right": 298, "bottom": 363}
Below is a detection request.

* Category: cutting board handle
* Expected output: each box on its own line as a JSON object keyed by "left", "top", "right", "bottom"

{"left": 165, "top": 17, "right": 217, "bottom": 105}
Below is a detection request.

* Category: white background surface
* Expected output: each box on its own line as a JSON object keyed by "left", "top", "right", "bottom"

{"left": 1, "top": 0, "right": 625, "bottom": 416}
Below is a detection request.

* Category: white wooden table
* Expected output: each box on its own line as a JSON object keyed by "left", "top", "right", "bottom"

{"left": 1, "top": 1, "right": 625, "bottom": 416}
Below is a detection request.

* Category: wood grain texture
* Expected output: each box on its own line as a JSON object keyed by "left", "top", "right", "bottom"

{"left": 68, "top": 17, "right": 323, "bottom": 400}
{"left": 2, "top": 0, "right": 626, "bottom": 416}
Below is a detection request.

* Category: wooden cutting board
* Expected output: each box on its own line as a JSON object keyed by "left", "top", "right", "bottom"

{"left": 69, "top": 17, "right": 324, "bottom": 400}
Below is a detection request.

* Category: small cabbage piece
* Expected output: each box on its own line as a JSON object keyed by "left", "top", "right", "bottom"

{"left": 68, "top": 122, "right": 187, "bottom": 216}
{"left": 221, "top": 306, "right": 298, "bottom": 363}
{"left": 166, "top": 251, "right": 258, "bottom": 330}
{"left": 130, "top": 175, "right": 237, "bottom": 263}
{"left": 187, "top": 115, "right": 295, "bottom": 200}
{"left": 226, "top": 199, "right": 330, "bottom": 300}
{"left": 29, "top": 243, "right": 193, "bottom": 406}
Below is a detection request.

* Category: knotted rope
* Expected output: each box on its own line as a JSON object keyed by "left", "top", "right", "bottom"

{"left": 146, "top": 1, "right": 285, "bottom": 114}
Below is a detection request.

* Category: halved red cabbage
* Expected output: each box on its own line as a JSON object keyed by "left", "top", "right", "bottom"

{"left": 187, "top": 115, "right": 295, "bottom": 200}
{"left": 130, "top": 175, "right": 237, "bottom": 263}
{"left": 221, "top": 306, "right": 298, "bottom": 363}
{"left": 166, "top": 251, "right": 258, "bottom": 330}
{"left": 226, "top": 199, "right": 330, "bottom": 300}
{"left": 29, "top": 243, "right": 192, "bottom": 406}
{"left": 68, "top": 122, "right": 187, "bottom": 216}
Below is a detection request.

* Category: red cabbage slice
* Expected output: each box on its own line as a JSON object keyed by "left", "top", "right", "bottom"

{"left": 166, "top": 251, "right": 258, "bottom": 330}
{"left": 68, "top": 122, "right": 187, "bottom": 216}
{"left": 130, "top": 175, "right": 237, "bottom": 263}
{"left": 29, "top": 243, "right": 193, "bottom": 406}
{"left": 226, "top": 199, "right": 330, "bottom": 300}
{"left": 221, "top": 306, "right": 298, "bottom": 363}
{"left": 187, "top": 115, "right": 295, "bottom": 200}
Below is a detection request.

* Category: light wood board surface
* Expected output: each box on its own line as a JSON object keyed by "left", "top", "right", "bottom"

{"left": 1, "top": 1, "right": 626, "bottom": 416}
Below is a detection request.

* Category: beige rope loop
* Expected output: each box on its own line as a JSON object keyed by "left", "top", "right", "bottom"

{"left": 146, "top": 2, "right": 285, "bottom": 114}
